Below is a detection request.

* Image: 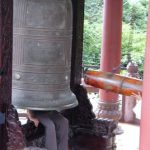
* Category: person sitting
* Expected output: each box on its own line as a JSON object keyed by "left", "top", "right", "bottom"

{"left": 23, "top": 110, "right": 69, "bottom": 150}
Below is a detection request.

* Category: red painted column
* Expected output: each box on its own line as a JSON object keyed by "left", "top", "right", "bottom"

{"left": 140, "top": 1, "right": 150, "bottom": 149}
{"left": 98, "top": 0, "right": 123, "bottom": 120}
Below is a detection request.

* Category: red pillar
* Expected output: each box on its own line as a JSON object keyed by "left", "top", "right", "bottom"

{"left": 140, "top": 1, "right": 150, "bottom": 149}
{"left": 98, "top": 0, "right": 123, "bottom": 119}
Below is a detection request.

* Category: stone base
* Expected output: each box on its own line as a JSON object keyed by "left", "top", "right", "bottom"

{"left": 97, "top": 101, "right": 122, "bottom": 121}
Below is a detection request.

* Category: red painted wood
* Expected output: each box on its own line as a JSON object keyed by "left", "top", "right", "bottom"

{"left": 100, "top": 0, "right": 123, "bottom": 102}
{"left": 140, "top": 1, "right": 150, "bottom": 149}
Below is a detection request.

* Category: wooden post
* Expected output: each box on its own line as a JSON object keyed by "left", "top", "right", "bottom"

{"left": 0, "top": 0, "right": 13, "bottom": 149}
{"left": 71, "top": 0, "right": 84, "bottom": 89}
{"left": 124, "top": 62, "right": 140, "bottom": 123}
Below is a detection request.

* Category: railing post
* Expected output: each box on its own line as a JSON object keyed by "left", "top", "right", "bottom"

{"left": 123, "top": 62, "right": 140, "bottom": 123}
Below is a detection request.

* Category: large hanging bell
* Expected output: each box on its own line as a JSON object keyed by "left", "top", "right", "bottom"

{"left": 12, "top": 0, "right": 78, "bottom": 111}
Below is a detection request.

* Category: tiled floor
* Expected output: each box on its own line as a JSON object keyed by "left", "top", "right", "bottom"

{"left": 116, "top": 123, "right": 140, "bottom": 150}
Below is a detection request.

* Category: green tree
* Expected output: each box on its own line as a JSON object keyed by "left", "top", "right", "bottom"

{"left": 83, "top": 20, "right": 102, "bottom": 66}
{"left": 83, "top": 0, "right": 148, "bottom": 76}
{"left": 83, "top": 0, "right": 103, "bottom": 66}
{"left": 84, "top": 0, "right": 103, "bottom": 23}
{"left": 121, "top": 23, "right": 146, "bottom": 74}
{"left": 123, "top": 0, "right": 148, "bottom": 31}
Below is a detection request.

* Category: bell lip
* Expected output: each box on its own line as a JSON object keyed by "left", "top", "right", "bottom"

{"left": 13, "top": 100, "right": 78, "bottom": 111}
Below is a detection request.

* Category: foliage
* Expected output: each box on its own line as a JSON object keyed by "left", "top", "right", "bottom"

{"left": 84, "top": 0, "right": 103, "bottom": 23}
{"left": 123, "top": 0, "right": 148, "bottom": 31}
{"left": 83, "top": 0, "right": 103, "bottom": 66}
{"left": 121, "top": 23, "right": 146, "bottom": 75}
{"left": 83, "top": 0, "right": 148, "bottom": 76}
{"left": 83, "top": 20, "right": 102, "bottom": 66}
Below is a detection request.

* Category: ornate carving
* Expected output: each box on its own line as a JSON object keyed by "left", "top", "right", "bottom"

{"left": 92, "top": 119, "right": 117, "bottom": 138}
{"left": 6, "top": 105, "right": 25, "bottom": 150}
{"left": 63, "top": 85, "right": 95, "bottom": 131}
{"left": 22, "top": 119, "right": 45, "bottom": 148}
{"left": 63, "top": 85, "right": 117, "bottom": 138}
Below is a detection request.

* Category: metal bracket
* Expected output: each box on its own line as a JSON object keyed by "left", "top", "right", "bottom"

{"left": 0, "top": 112, "right": 5, "bottom": 124}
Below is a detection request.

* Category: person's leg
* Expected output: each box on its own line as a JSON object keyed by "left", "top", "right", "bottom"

{"left": 36, "top": 114, "right": 57, "bottom": 150}
{"left": 48, "top": 111, "right": 69, "bottom": 150}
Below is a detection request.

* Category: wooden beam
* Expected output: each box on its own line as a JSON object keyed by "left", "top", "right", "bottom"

{"left": 71, "top": 0, "right": 84, "bottom": 91}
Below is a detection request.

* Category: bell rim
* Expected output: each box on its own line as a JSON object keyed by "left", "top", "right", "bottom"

{"left": 13, "top": 100, "right": 78, "bottom": 111}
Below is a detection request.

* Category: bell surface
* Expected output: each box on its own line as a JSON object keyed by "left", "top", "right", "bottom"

{"left": 12, "top": 0, "right": 78, "bottom": 111}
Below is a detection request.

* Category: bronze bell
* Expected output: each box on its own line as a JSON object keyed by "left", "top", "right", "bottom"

{"left": 12, "top": 0, "right": 78, "bottom": 111}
